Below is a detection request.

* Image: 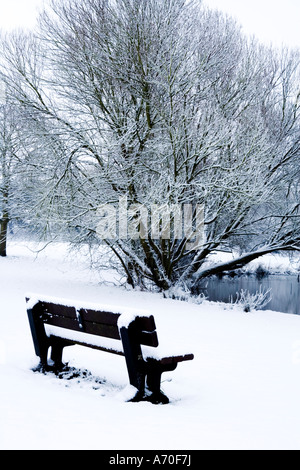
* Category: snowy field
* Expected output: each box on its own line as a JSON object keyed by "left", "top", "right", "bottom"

{"left": 1, "top": 241, "right": 300, "bottom": 450}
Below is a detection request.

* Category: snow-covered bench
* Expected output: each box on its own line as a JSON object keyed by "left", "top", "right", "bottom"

{"left": 26, "top": 295, "right": 194, "bottom": 404}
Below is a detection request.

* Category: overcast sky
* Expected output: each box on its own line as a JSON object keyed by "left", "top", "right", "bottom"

{"left": 0, "top": 0, "right": 299, "bottom": 49}
{"left": 204, "top": 0, "right": 300, "bottom": 48}
{"left": 0, "top": 0, "right": 42, "bottom": 30}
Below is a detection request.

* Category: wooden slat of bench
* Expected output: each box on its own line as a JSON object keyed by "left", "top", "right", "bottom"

{"left": 45, "top": 305, "right": 159, "bottom": 346}
{"left": 78, "top": 312, "right": 158, "bottom": 345}
{"left": 44, "top": 314, "right": 121, "bottom": 340}
{"left": 36, "top": 299, "right": 160, "bottom": 347}
{"left": 44, "top": 315, "right": 82, "bottom": 332}
{"left": 83, "top": 322, "right": 120, "bottom": 339}
{"left": 42, "top": 302, "right": 77, "bottom": 319}
{"left": 79, "top": 309, "right": 120, "bottom": 326}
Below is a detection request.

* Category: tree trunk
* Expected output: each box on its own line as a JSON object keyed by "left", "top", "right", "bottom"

{"left": 191, "top": 246, "right": 296, "bottom": 285}
{"left": 0, "top": 211, "right": 9, "bottom": 257}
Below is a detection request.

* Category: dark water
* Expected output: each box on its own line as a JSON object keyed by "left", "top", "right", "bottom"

{"left": 204, "top": 275, "right": 300, "bottom": 315}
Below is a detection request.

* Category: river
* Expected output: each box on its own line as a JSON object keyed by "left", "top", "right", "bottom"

{"left": 204, "top": 275, "right": 300, "bottom": 315}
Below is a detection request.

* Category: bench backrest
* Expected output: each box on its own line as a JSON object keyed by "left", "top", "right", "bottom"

{"left": 33, "top": 300, "right": 159, "bottom": 348}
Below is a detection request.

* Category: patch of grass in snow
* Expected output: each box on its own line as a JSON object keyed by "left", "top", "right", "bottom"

{"left": 32, "top": 363, "right": 117, "bottom": 393}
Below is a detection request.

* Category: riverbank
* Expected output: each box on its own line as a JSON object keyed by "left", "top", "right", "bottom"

{"left": 198, "top": 251, "right": 300, "bottom": 315}
{"left": 203, "top": 251, "right": 300, "bottom": 277}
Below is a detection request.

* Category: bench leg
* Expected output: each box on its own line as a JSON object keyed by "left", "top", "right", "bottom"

{"left": 34, "top": 350, "right": 50, "bottom": 372}
{"left": 50, "top": 339, "right": 65, "bottom": 370}
{"left": 146, "top": 362, "right": 178, "bottom": 404}
{"left": 119, "top": 326, "right": 146, "bottom": 401}
{"left": 49, "top": 338, "right": 75, "bottom": 373}
{"left": 27, "top": 306, "right": 50, "bottom": 371}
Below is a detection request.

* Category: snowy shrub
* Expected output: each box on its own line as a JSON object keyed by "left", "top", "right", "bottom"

{"left": 232, "top": 287, "right": 272, "bottom": 312}
{"left": 164, "top": 284, "right": 207, "bottom": 305}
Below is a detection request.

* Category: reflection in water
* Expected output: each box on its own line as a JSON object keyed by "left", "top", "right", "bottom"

{"left": 204, "top": 275, "right": 300, "bottom": 315}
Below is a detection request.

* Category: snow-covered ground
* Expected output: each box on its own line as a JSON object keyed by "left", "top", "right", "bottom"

{"left": 1, "top": 241, "right": 300, "bottom": 450}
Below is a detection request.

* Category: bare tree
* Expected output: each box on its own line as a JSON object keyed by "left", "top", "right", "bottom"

{"left": 1, "top": 0, "right": 299, "bottom": 290}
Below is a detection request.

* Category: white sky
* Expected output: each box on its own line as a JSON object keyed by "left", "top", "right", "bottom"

{"left": 204, "top": 0, "right": 300, "bottom": 48}
{"left": 0, "top": 0, "right": 43, "bottom": 31}
{"left": 0, "top": 0, "right": 299, "bottom": 49}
